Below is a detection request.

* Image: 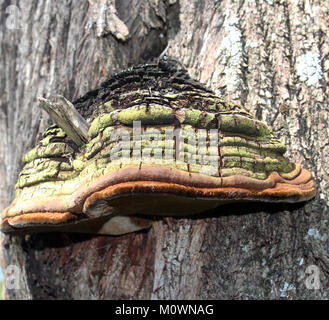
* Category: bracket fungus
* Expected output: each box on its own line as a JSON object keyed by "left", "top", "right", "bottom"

{"left": 1, "top": 57, "right": 316, "bottom": 235}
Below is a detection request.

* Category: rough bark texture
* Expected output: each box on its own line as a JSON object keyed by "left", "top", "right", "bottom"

{"left": 0, "top": 0, "right": 328, "bottom": 300}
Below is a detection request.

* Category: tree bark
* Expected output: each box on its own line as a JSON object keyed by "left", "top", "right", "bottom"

{"left": 0, "top": 0, "right": 328, "bottom": 300}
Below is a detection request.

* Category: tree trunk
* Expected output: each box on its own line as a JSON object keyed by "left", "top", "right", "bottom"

{"left": 0, "top": 0, "right": 328, "bottom": 300}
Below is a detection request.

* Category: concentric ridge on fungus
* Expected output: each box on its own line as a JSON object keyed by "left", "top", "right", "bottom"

{"left": 1, "top": 57, "right": 316, "bottom": 235}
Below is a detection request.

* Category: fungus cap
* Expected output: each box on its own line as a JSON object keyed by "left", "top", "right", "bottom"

{"left": 1, "top": 59, "right": 316, "bottom": 235}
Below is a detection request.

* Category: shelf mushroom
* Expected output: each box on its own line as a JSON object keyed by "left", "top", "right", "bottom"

{"left": 1, "top": 58, "right": 316, "bottom": 235}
